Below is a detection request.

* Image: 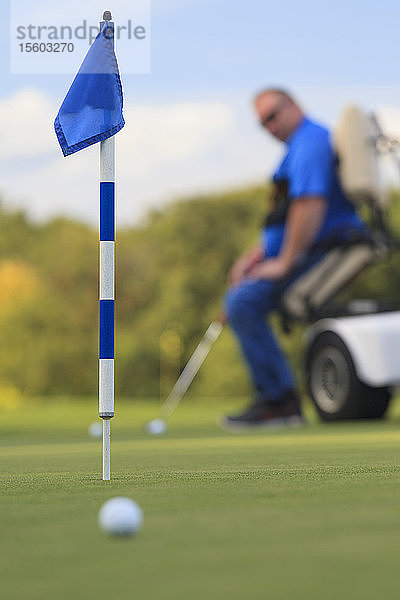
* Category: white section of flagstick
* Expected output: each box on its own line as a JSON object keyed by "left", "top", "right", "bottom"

{"left": 100, "top": 134, "right": 115, "bottom": 182}
{"left": 103, "top": 418, "right": 111, "bottom": 481}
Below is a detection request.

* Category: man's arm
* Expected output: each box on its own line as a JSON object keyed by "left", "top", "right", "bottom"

{"left": 229, "top": 244, "right": 264, "bottom": 286}
{"left": 248, "top": 196, "right": 326, "bottom": 280}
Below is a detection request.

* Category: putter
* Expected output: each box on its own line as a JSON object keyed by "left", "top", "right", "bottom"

{"left": 160, "top": 319, "right": 224, "bottom": 418}
{"left": 146, "top": 319, "right": 224, "bottom": 431}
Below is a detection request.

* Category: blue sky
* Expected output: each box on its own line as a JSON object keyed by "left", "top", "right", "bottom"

{"left": 1, "top": 0, "right": 400, "bottom": 224}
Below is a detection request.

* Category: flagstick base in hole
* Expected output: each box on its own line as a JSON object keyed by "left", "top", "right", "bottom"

{"left": 103, "top": 418, "right": 111, "bottom": 480}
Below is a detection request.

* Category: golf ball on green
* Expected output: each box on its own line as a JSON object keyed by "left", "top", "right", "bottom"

{"left": 98, "top": 497, "right": 143, "bottom": 536}
{"left": 88, "top": 422, "right": 103, "bottom": 439}
{"left": 145, "top": 418, "right": 167, "bottom": 435}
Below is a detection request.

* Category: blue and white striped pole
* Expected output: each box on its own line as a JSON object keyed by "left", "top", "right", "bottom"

{"left": 99, "top": 11, "right": 115, "bottom": 481}
{"left": 54, "top": 10, "right": 124, "bottom": 480}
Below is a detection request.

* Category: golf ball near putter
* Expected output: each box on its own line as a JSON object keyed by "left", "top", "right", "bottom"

{"left": 88, "top": 422, "right": 103, "bottom": 439}
{"left": 145, "top": 418, "right": 167, "bottom": 435}
{"left": 98, "top": 497, "right": 143, "bottom": 536}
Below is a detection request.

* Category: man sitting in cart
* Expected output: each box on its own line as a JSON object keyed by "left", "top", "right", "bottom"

{"left": 222, "top": 88, "right": 365, "bottom": 429}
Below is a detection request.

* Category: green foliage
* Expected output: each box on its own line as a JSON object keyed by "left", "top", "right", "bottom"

{"left": 0, "top": 206, "right": 97, "bottom": 396}
{"left": 1, "top": 184, "right": 400, "bottom": 399}
{"left": 116, "top": 186, "right": 265, "bottom": 398}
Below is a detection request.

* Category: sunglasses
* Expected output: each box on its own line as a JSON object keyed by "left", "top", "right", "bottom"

{"left": 259, "top": 99, "right": 287, "bottom": 127}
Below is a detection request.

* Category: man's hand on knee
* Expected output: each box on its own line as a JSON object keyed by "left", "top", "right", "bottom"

{"left": 247, "top": 256, "right": 290, "bottom": 281}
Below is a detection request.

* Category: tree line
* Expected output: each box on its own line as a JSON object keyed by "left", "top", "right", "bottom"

{"left": 0, "top": 186, "right": 399, "bottom": 400}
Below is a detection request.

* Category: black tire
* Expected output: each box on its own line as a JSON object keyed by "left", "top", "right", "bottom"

{"left": 306, "top": 331, "right": 392, "bottom": 421}
{"left": 360, "top": 386, "right": 391, "bottom": 419}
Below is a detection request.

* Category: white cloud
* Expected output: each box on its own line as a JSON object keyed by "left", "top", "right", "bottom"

{"left": 376, "top": 107, "right": 400, "bottom": 139}
{"left": 374, "top": 107, "right": 400, "bottom": 188}
{"left": 0, "top": 89, "right": 56, "bottom": 159}
{"left": 119, "top": 102, "right": 235, "bottom": 170}
{"left": 5, "top": 87, "right": 399, "bottom": 227}
{"left": 0, "top": 89, "right": 270, "bottom": 225}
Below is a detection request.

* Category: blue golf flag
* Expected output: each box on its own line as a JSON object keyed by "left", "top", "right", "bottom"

{"left": 54, "top": 22, "right": 125, "bottom": 157}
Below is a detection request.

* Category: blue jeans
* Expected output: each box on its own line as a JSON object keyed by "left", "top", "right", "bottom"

{"left": 225, "top": 222, "right": 367, "bottom": 402}
{"left": 225, "top": 278, "right": 295, "bottom": 403}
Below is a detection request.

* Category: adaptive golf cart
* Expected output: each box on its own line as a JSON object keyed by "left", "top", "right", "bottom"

{"left": 280, "top": 105, "right": 400, "bottom": 421}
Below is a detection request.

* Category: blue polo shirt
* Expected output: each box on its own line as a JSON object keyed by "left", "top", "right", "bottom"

{"left": 262, "top": 117, "right": 364, "bottom": 257}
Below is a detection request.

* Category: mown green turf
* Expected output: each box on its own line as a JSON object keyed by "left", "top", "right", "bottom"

{"left": 1, "top": 397, "right": 400, "bottom": 600}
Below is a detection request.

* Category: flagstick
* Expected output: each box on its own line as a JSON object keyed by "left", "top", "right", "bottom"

{"left": 99, "top": 135, "right": 115, "bottom": 481}
{"left": 99, "top": 11, "right": 115, "bottom": 481}
{"left": 102, "top": 417, "right": 111, "bottom": 479}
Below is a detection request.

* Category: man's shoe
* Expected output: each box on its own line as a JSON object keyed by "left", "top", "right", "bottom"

{"left": 220, "top": 390, "right": 305, "bottom": 431}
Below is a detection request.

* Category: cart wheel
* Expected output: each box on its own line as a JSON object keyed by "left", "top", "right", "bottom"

{"left": 306, "top": 331, "right": 391, "bottom": 421}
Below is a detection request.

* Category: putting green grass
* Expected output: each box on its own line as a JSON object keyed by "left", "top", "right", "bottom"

{"left": 1, "top": 397, "right": 400, "bottom": 600}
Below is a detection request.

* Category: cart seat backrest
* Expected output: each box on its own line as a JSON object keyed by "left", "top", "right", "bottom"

{"left": 281, "top": 105, "right": 391, "bottom": 322}
{"left": 334, "top": 104, "right": 387, "bottom": 208}
{"left": 281, "top": 242, "right": 377, "bottom": 321}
